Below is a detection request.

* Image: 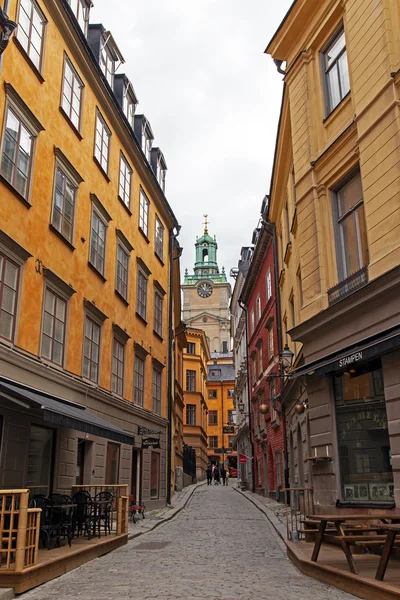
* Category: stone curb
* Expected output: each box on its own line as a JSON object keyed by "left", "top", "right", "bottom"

{"left": 128, "top": 480, "right": 206, "bottom": 541}
{"left": 233, "top": 486, "right": 288, "bottom": 552}
{"left": 0, "top": 589, "right": 14, "bottom": 600}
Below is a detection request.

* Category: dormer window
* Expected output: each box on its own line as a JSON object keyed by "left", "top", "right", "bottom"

{"left": 134, "top": 115, "right": 154, "bottom": 164}
{"left": 100, "top": 39, "right": 114, "bottom": 87}
{"left": 67, "top": 0, "right": 91, "bottom": 34}
{"left": 123, "top": 86, "right": 137, "bottom": 128}
{"left": 88, "top": 26, "right": 125, "bottom": 91}
{"left": 150, "top": 148, "right": 167, "bottom": 192}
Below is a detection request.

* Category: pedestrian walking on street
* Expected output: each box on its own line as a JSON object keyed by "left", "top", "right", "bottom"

{"left": 220, "top": 466, "right": 227, "bottom": 486}
{"left": 206, "top": 465, "right": 212, "bottom": 485}
{"left": 214, "top": 466, "right": 220, "bottom": 485}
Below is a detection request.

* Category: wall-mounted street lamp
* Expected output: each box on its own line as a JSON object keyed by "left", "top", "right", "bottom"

{"left": 258, "top": 344, "right": 296, "bottom": 415}
{"left": 238, "top": 400, "right": 245, "bottom": 413}
{"left": 0, "top": 8, "right": 17, "bottom": 57}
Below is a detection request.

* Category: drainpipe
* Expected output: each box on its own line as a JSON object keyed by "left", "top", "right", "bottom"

{"left": 239, "top": 301, "right": 255, "bottom": 493}
{"left": 166, "top": 227, "right": 181, "bottom": 505}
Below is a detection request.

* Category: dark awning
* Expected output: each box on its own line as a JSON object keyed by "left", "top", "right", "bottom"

{"left": 292, "top": 325, "right": 400, "bottom": 379}
{"left": 0, "top": 378, "right": 135, "bottom": 445}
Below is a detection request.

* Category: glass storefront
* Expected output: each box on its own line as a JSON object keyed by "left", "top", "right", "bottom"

{"left": 334, "top": 365, "right": 393, "bottom": 503}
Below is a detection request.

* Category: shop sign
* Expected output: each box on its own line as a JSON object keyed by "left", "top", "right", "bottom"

{"left": 138, "top": 425, "right": 160, "bottom": 435}
{"left": 141, "top": 437, "right": 160, "bottom": 449}
{"left": 223, "top": 425, "right": 235, "bottom": 434}
{"left": 239, "top": 453, "right": 247, "bottom": 464}
{"left": 338, "top": 351, "right": 363, "bottom": 369}
{"left": 225, "top": 449, "right": 233, "bottom": 454}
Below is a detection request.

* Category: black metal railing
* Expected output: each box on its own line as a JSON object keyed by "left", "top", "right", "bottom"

{"left": 183, "top": 443, "right": 196, "bottom": 479}
{"left": 328, "top": 266, "right": 368, "bottom": 306}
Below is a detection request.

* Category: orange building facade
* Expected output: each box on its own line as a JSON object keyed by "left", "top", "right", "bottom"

{"left": 0, "top": 0, "right": 180, "bottom": 509}
{"left": 183, "top": 327, "right": 210, "bottom": 481}
{"left": 207, "top": 360, "right": 237, "bottom": 473}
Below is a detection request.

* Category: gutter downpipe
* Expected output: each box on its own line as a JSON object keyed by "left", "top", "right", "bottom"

{"left": 167, "top": 227, "right": 181, "bottom": 505}
{"left": 239, "top": 300, "right": 255, "bottom": 493}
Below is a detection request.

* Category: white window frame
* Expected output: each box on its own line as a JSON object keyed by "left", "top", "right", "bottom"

{"left": 118, "top": 152, "right": 132, "bottom": 209}
{"left": 61, "top": 55, "right": 84, "bottom": 132}
{"left": 136, "top": 266, "right": 148, "bottom": 321}
{"left": 100, "top": 37, "right": 115, "bottom": 88}
{"left": 266, "top": 267, "right": 272, "bottom": 301}
{"left": 50, "top": 148, "right": 83, "bottom": 246}
{"left": 115, "top": 241, "right": 129, "bottom": 301}
{"left": 67, "top": 0, "right": 90, "bottom": 34}
{"left": 155, "top": 216, "right": 164, "bottom": 261}
{"left": 322, "top": 26, "right": 350, "bottom": 114}
{"left": 16, "top": 0, "right": 47, "bottom": 73}
{"left": 139, "top": 187, "right": 150, "bottom": 237}
{"left": 154, "top": 290, "right": 163, "bottom": 338}
{"left": 89, "top": 207, "right": 107, "bottom": 276}
{"left": 134, "top": 353, "right": 145, "bottom": 406}
{"left": 111, "top": 336, "right": 124, "bottom": 396}
{"left": 94, "top": 110, "right": 111, "bottom": 174}
{"left": 152, "top": 366, "right": 162, "bottom": 414}
{"left": 82, "top": 314, "right": 101, "bottom": 383}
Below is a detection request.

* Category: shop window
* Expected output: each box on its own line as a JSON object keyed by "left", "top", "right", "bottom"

{"left": 105, "top": 442, "right": 120, "bottom": 484}
{"left": 335, "top": 366, "right": 393, "bottom": 503}
{"left": 150, "top": 451, "right": 160, "bottom": 498}
{"left": 27, "top": 425, "right": 54, "bottom": 496}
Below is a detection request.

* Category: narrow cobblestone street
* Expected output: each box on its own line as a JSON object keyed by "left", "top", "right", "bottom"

{"left": 21, "top": 485, "right": 357, "bottom": 600}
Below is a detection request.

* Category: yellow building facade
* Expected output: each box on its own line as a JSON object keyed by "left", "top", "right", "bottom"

{"left": 267, "top": 0, "right": 400, "bottom": 511}
{"left": 0, "top": 0, "right": 179, "bottom": 509}
{"left": 207, "top": 360, "right": 236, "bottom": 472}
{"left": 183, "top": 328, "right": 210, "bottom": 481}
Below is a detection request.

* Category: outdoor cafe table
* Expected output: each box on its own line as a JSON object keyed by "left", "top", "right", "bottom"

{"left": 375, "top": 524, "right": 400, "bottom": 581}
{"left": 309, "top": 514, "right": 400, "bottom": 575}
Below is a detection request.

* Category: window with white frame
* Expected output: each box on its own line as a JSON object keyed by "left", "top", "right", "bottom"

{"left": 228, "top": 410, "right": 236, "bottom": 424}
{"left": 266, "top": 267, "right": 272, "bottom": 301}
{"left": 41, "top": 287, "right": 67, "bottom": 366}
{"left": 123, "top": 87, "right": 136, "bottom": 128}
{"left": 139, "top": 188, "right": 149, "bottom": 236}
{"left": 323, "top": 27, "right": 350, "bottom": 114}
{"left": 154, "top": 290, "right": 163, "bottom": 337}
{"left": 118, "top": 153, "right": 132, "bottom": 208}
{"left": 100, "top": 39, "right": 115, "bottom": 88}
{"left": 67, "top": 0, "right": 89, "bottom": 34}
{"left": 152, "top": 366, "right": 162, "bottom": 414}
{"left": 334, "top": 171, "right": 368, "bottom": 280}
{"left": 0, "top": 253, "right": 20, "bottom": 342}
{"left": 133, "top": 353, "right": 145, "bottom": 406}
{"left": 256, "top": 294, "right": 261, "bottom": 321}
{"left": 89, "top": 208, "right": 107, "bottom": 276}
{"left": 155, "top": 216, "right": 164, "bottom": 260}
{"left": 187, "top": 342, "right": 196, "bottom": 355}
{"left": 51, "top": 166, "right": 76, "bottom": 243}
{"left": 142, "top": 129, "right": 152, "bottom": 162}
{"left": 94, "top": 111, "right": 111, "bottom": 174}
{"left": 116, "top": 243, "right": 129, "bottom": 301}
{"left": 16, "top": 0, "right": 46, "bottom": 71}
{"left": 61, "top": 57, "right": 83, "bottom": 131}
{"left": 268, "top": 325, "right": 274, "bottom": 361}
{"left": 250, "top": 309, "right": 255, "bottom": 334}
{"left": 136, "top": 266, "right": 148, "bottom": 321}
{"left": 1, "top": 107, "right": 35, "bottom": 200}
{"left": 83, "top": 315, "right": 100, "bottom": 383}
{"left": 111, "top": 337, "right": 124, "bottom": 396}
{"left": 257, "top": 341, "right": 263, "bottom": 375}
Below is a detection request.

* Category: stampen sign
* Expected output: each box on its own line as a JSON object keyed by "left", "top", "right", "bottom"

{"left": 338, "top": 351, "right": 363, "bottom": 369}
{"left": 141, "top": 437, "right": 160, "bottom": 449}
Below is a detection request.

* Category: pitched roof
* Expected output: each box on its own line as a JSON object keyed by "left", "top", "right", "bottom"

{"left": 207, "top": 363, "right": 235, "bottom": 382}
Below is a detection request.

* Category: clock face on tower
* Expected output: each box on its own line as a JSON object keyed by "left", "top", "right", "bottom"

{"left": 197, "top": 281, "right": 213, "bottom": 298}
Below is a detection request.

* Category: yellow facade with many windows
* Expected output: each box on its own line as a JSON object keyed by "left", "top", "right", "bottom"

{"left": 0, "top": 0, "right": 179, "bottom": 509}
{"left": 266, "top": 0, "right": 400, "bottom": 510}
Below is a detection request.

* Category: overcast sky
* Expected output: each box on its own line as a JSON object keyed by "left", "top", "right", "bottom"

{"left": 91, "top": 1, "right": 293, "bottom": 282}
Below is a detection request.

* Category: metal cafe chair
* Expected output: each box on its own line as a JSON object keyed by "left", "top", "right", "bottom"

{"left": 72, "top": 490, "right": 93, "bottom": 538}
{"left": 92, "top": 491, "right": 113, "bottom": 537}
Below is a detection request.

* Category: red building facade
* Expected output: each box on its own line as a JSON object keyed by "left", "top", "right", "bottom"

{"left": 240, "top": 202, "right": 285, "bottom": 499}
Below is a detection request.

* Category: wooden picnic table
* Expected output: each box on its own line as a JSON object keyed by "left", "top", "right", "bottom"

{"left": 309, "top": 513, "right": 400, "bottom": 575}
{"left": 375, "top": 524, "right": 400, "bottom": 581}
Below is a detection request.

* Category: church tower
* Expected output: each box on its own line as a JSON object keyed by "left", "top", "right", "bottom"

{"left": 182, "top": 216, "right": 231, "bottom": 353}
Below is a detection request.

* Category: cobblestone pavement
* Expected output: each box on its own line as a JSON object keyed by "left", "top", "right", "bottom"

{"left": 22, "top": 484, "right": 357, "bottom": 600}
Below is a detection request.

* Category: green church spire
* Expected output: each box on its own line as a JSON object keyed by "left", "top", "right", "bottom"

{"left": 184, "top": 215, "right": 227, "bottom": 284}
